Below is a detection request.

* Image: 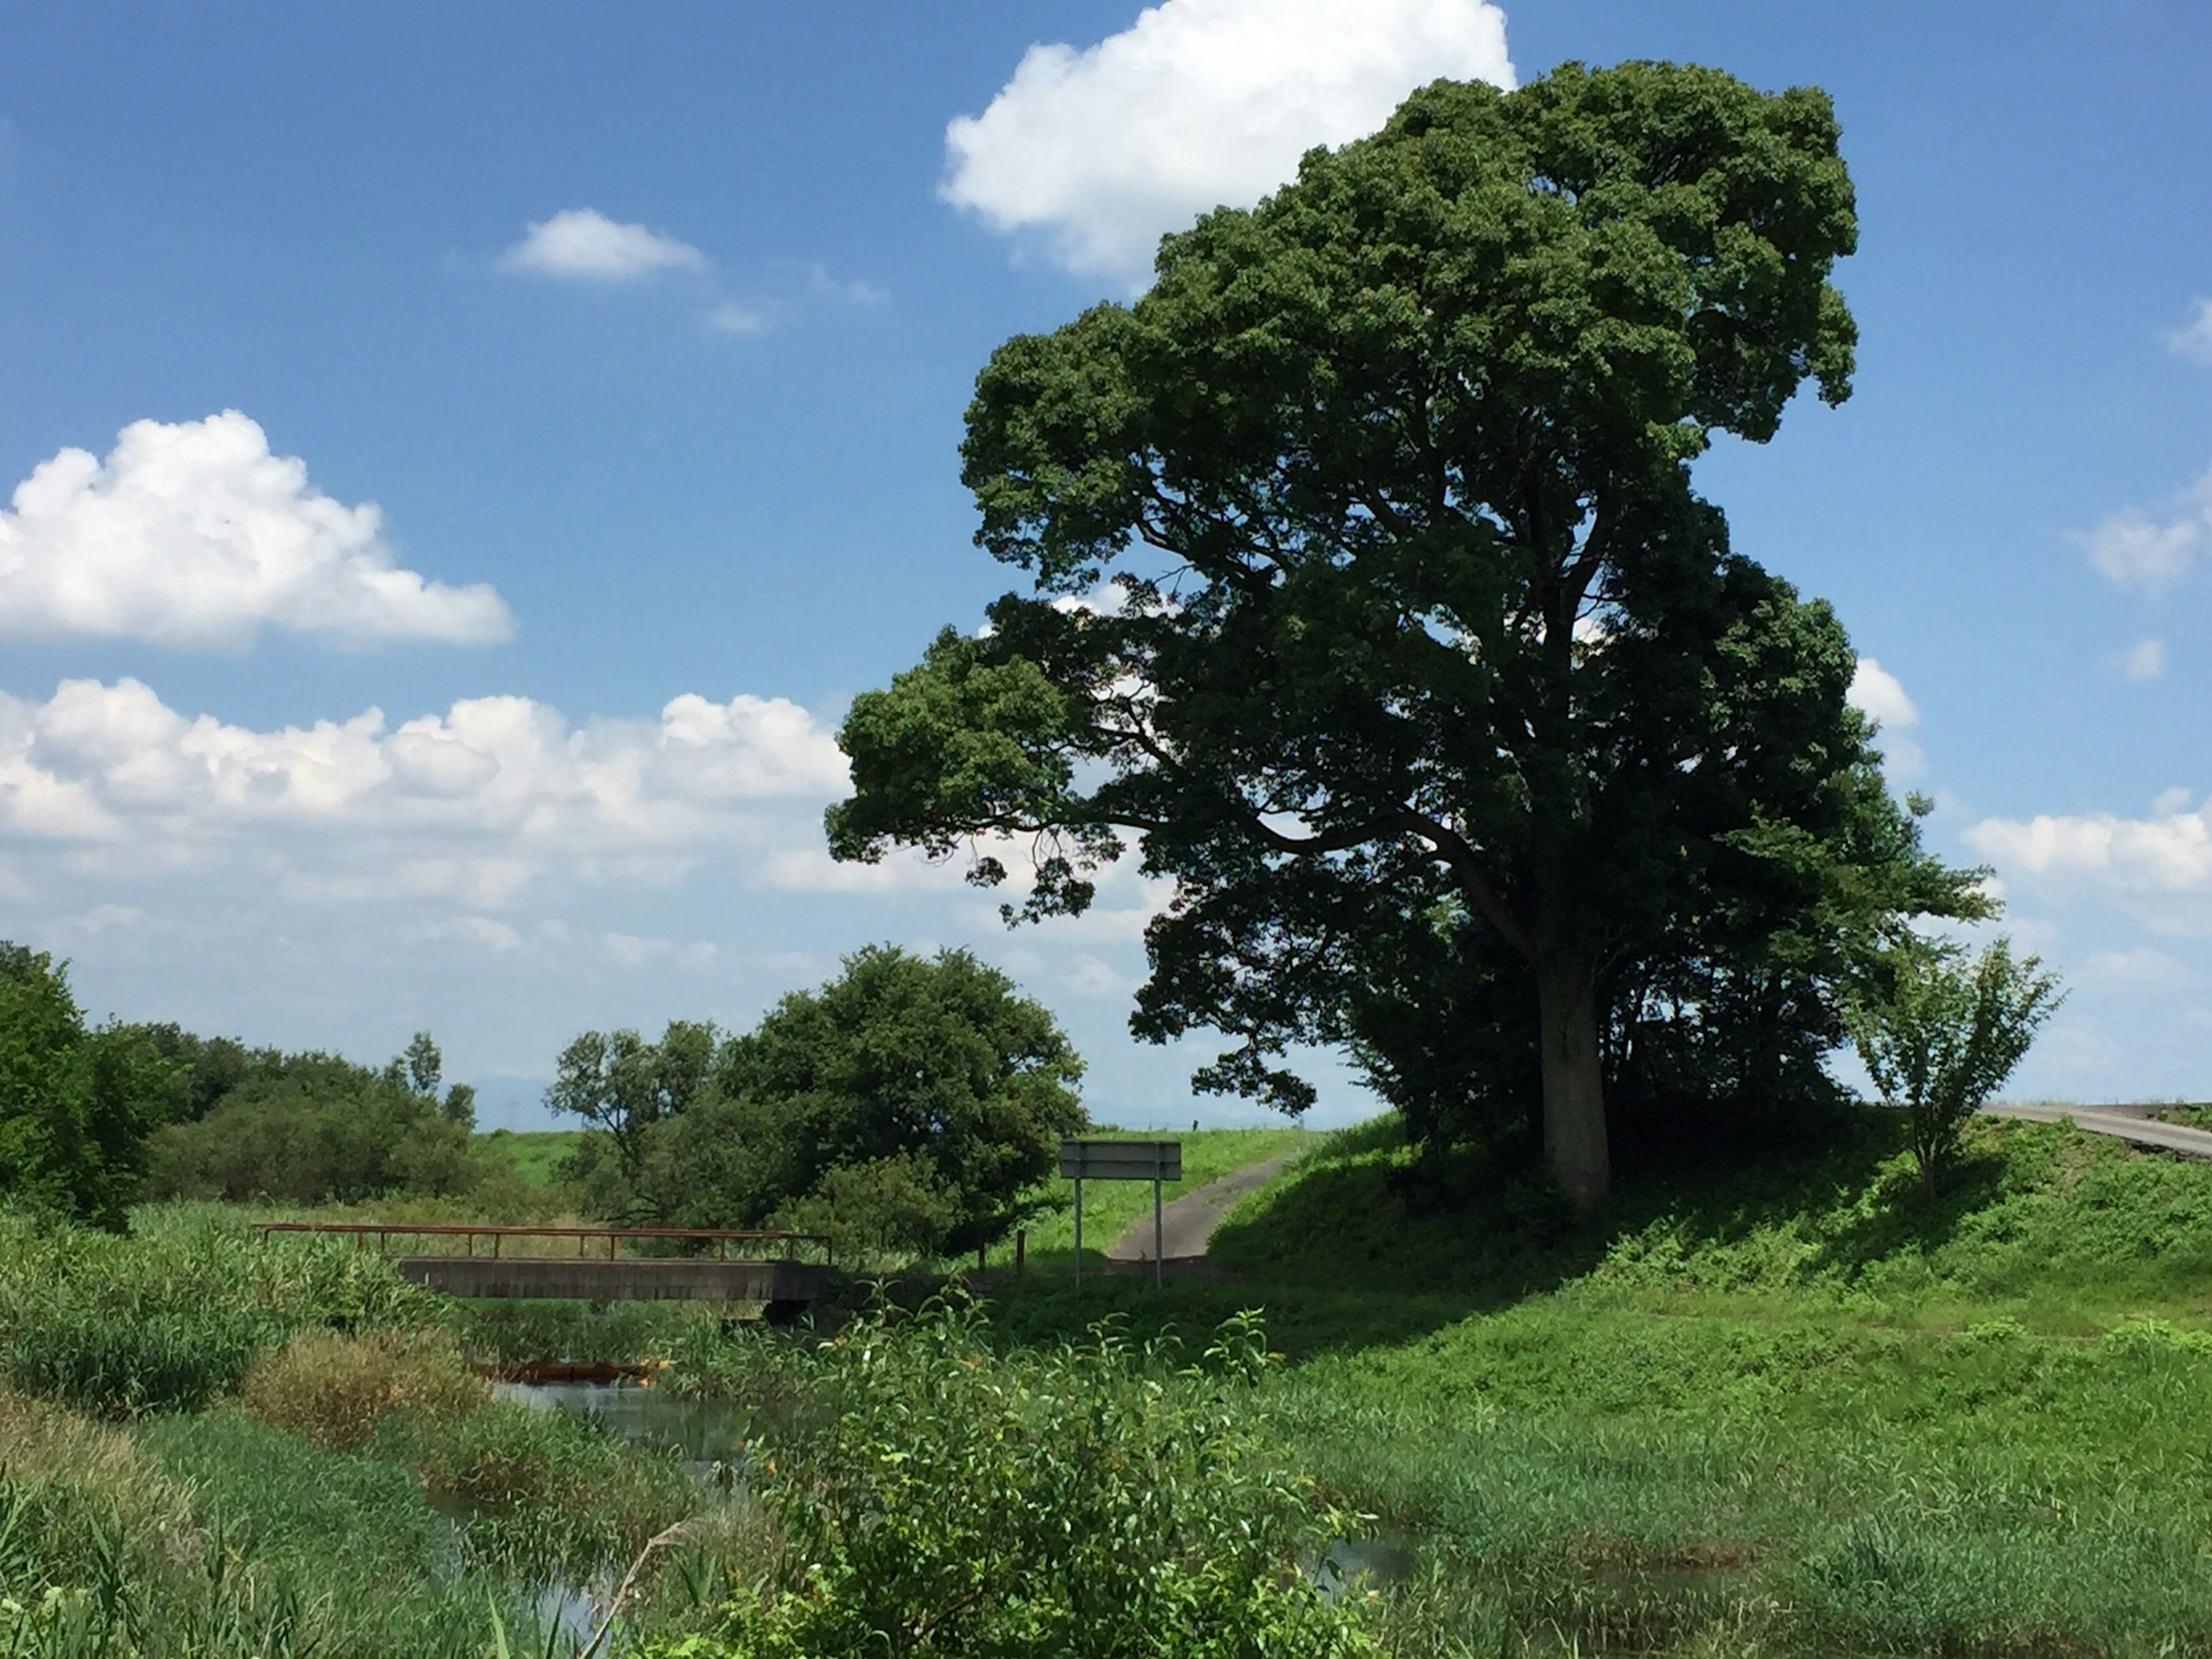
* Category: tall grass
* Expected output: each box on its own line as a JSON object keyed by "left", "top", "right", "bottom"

{"left": 0, "top": 1209, "right": 435, "bottom": 1416}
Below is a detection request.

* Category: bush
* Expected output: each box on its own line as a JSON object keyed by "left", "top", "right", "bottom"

{"left": 652, "top": 1298, "right": 1373, "bottom": 1659}
{"left": 146, "top": 1051, "right": 475, "bottom": 1205}
{"left": 240, "top": 1328, "right": 486, "bottom": 1450}
{"left": 388, "top": 1397, "right": 700, "bottom": 1582}
{"left": 765, "top": 1152, "right": 960, "bottom": 1270}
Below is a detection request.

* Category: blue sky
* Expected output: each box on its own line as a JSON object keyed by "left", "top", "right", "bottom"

{"left": 2, "top": 1, "right": 2209, "bottom": 1126}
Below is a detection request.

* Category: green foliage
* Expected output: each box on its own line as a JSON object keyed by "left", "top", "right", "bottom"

{"left": 385, "top": 1394, "right": 700, "bottom": 1584}
{"left": 0, "top": 1209, "right": 434, "bottom": 1416}
{"left": 0, "top": 944, "right": 172, "bottom": 1229}
{"left": 0, "top": 1384, "right": 503, "bottom": 1658}
{"left": 652, "top": 1298, "right": 1372, "bottom": 1659}
{"left": 634, "top": 946, "right": 1086, "bottom": 1254}
{"left": 828, "top": 63, "right": 1980, "bottom": 1208}
{"left": 546, "top": 1018, "right": 719, "bottom": 1179}
{"left": 146, "top": 1048, "right": 476, "bottom": 1205}
{"left": 1846, "top": 935, "right": 2063, "bottom": 1195}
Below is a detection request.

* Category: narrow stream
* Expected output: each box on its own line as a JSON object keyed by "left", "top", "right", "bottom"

{"left": 494, "top": 1375, "right": 1408, "bottom": 1629}
{"left": 488, "top": 1379, "right": 752, "bottom": 1648}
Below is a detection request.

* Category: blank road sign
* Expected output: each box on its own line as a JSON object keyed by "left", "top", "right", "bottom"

{"left": 1059, "top": 1139, "right": 1182, "bottom": 1182}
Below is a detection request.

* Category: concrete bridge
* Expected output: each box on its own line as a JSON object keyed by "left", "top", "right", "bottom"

{"left": 258, "top": 1222, "right": 832, "bottom": 1321}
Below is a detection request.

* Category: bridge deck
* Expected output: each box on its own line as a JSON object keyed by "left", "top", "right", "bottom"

{"left": 396, "top": 1254, "right": 827, "bottom": 1304}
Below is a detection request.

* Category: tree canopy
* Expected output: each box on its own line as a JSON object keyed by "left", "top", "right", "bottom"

{"left": 0, "top": 945, "right": 169, "bottom": 1229}
{"left": 626, "top": 947, "right": 1086, "bottom": 1258}
{"left": 827, "top": 62, "right": 1979, "bottom": 1211}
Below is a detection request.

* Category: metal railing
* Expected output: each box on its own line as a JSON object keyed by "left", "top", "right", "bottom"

{"left": 255, "top": 1221, "right": 832, "bottom": 1266}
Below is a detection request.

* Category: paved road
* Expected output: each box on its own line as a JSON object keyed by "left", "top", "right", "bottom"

{"left": 1980, "top": 1101, "right": 2212, "bottom": 1158}
{"left": 1107, "top": 1154, "right": 1294, "bottom": 1265}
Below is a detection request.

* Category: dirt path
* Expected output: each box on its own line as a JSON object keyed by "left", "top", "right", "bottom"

{"left": 1980, "top": 1101, "right": 2212, "bottom": 1158}
{"left": 1105, "top": 1154, "right": 1293, "bottom": 1271}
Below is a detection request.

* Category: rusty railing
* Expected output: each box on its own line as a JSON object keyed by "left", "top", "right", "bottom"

{"left": 255, "top": 1221, "right": 832, "bottom": 1267}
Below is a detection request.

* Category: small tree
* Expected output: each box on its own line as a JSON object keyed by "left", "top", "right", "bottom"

{"left": 543, "top": 1018, "right": 719, "bottom": 1177}
{"left": 1847, "top": 936, "right": 2062, "bottom": 1199}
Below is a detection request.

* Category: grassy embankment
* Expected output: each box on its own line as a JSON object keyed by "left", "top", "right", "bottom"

{"left": 17, "top": 1112, "right": 2212, "bottom": 1655}
{"left": 978, "top": 1110, "right": 2212, "bottom": 1656}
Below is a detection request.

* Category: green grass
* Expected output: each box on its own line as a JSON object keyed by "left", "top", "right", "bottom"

{"left": 474, "top": 1127, "right": 584, "bottom": 1192}
{"left": 975, "top": 1109, "right": 2212, "bottom": 1656}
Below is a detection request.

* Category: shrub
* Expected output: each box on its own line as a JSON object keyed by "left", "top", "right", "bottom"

{"left": 1846, "top": 935, "right": 2063, "bottom": 1198}
{"left": 240, "top": 1328, "right": 486, "bottom": 1450}
{"left": 146, "top": 1051, "right": 475, "bottom": 1205}
{"left": 0, "top": 944, "right": 172, "bottom": 1229}
{"left": 652, "top": 1298, "right": 1374, "bottom": 1659}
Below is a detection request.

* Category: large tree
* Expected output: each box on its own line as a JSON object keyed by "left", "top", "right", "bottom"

{"left": 828, "top": 63, "right": 1973, "bottom": 1211}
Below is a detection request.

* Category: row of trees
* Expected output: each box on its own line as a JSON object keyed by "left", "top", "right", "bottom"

{"left": 0, "top": 941, "right": 479, "bottom": 1223}
{"left": 547, "top": 946, "right": 1086, "bottom": 1262}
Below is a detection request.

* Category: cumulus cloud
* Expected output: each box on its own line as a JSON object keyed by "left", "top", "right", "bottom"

{"left": 499, "top": 209, "right": 707, "bottom": 282}
{"left": 943, "top": 0, "right": 1513, "bottom": 287}
{"left": 2169, "top": 297, "right": 2212, "bottom": 366}
{"left": 0, "top": 413, "right": 512, "bottom": 649}
{"left": 1966, "top": 796, "right": 2212, "bottom": 933}
{"left": 2078, "top": 467, "right": 2212, "bottom": 593}
{"left": 0, "top": 678, "right": 851, "bottom": 906}
{"left": 2118, "top": 638, "right": 2168, "bottom": 682}
{"left": 1846, "top": 656, "right": 1923, "bottom": 778}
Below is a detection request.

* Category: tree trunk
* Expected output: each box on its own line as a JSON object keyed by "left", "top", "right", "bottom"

{"left": 1537, "top": 946, "right": 1609, "bottom": 1215}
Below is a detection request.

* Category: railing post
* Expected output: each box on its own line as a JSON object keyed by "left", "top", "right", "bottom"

{"left": 1016, "top": 1228, "right": 1025, "bottom": 1277}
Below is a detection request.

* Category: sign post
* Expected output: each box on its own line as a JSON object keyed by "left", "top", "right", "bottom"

{"left": 1059, "top": 1139, "right": 1183, "bottom": 1288}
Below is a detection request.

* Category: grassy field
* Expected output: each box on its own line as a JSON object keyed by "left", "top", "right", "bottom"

{"left": 982, "top": 1111, "right": 2212, "bottom": 1656}
{"left": 474, "top": 1126, "right": 584, "bottom": 1190}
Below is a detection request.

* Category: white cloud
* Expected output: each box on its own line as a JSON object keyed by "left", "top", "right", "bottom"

{"left": 499, "top": 209, "right": 707, "bottom": 282}
{"left": 706, "top": 302, "right": 771, "bottom": 336}
{"left": 1966, "top": 797, "right": 2212, "bottom": 933}
{"left": 2169, "top": 297, "right": 2212, "bottom": 366}
{"left": 807, "top": 265, "right": 888, "bottom": 306}
{"left": 943, "top": 0, "right": 1513, "bottom": 287}
{"left": 2078, "top": 467, "right": 2212, "bottom": 593}
{"left": 0, "top": 413, "right": 512, "bottom": 649}
{"left": 1846, "top": 656, "right": 1923, "bottom": 778}
{"left": 0, "top": 678, "right": 850, "bottom": 907}
{"left": 2119, "top": 638, "right": 2168, "bottom": 681}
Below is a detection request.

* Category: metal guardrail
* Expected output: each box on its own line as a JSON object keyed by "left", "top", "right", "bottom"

{"left": 255, "top": 1221, "right": 833, "bottom": 1266}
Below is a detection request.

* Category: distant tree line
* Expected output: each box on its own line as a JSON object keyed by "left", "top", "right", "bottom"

{"left": 548, "top": 945, "right": 1087, "bottom": 1265}
{"left": 0, "top": 940, "right": 479, "bottom": 1225}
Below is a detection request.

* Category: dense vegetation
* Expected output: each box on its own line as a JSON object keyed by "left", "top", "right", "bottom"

{"left": 1, "top": 938, "right": 488, "bottom": 1221}
{"left": 553, "top": 946, "right": 1088, "bottom": 1261}
{"left": 0, "top": 945, "right": 171, "bottom": 1228}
